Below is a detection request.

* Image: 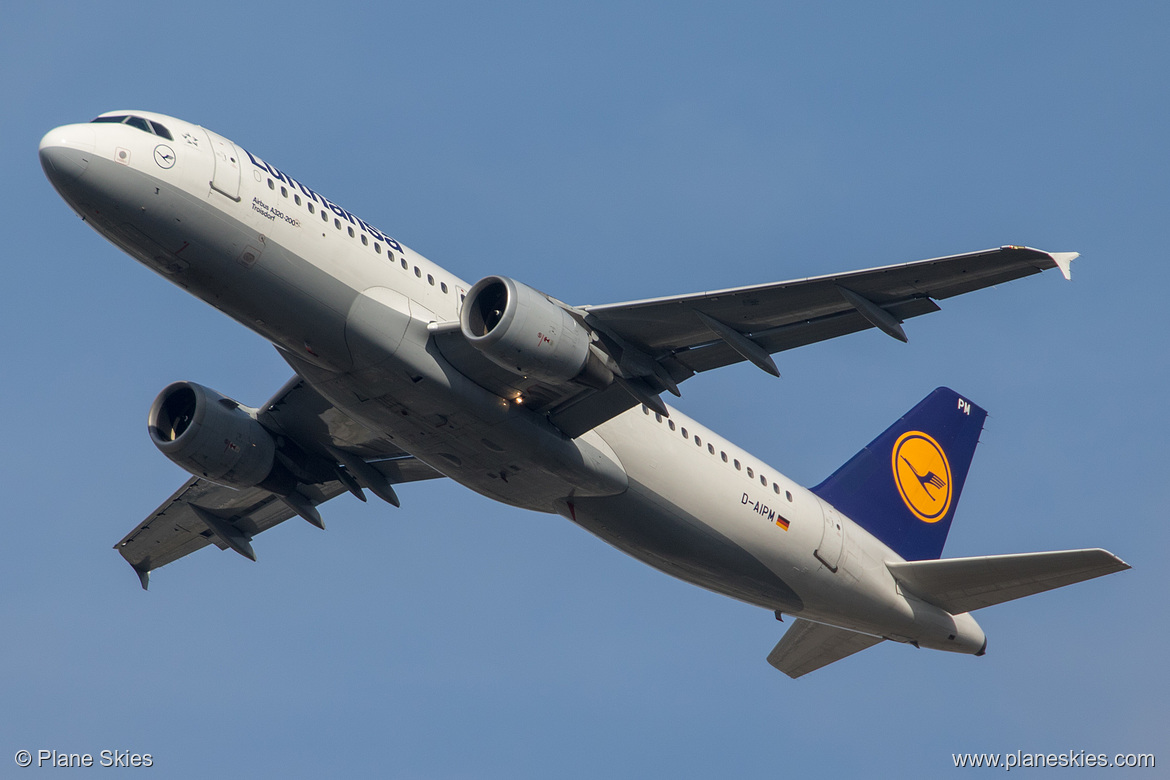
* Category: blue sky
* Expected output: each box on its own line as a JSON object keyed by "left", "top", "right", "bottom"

{"left": 3, "top": 2, "right": 1166, "bottom": 776}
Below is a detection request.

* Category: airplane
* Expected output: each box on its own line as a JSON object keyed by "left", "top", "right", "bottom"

{"left": 39, "top": 110, "right": 1128, "bottom": 677}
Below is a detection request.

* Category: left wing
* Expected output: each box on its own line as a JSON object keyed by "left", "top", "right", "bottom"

{"left": 115, "top": 456, "right": 439, "bottom": 589}
{"left": 435, "top": 246, "right": 1074, "bottom": 437}
{"left": 115, "top": 378, "right": 444, "bottom": 588}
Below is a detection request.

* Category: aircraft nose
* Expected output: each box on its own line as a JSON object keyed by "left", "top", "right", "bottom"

{"left": 39, "top": 124, "right": 96, "bottom": 186}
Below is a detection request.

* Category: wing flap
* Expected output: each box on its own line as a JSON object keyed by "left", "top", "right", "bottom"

{"left": 548, "top": 383, "right": 641, "bottom": 438}
{"left": 766, "top": 618, "right": 884, "bottom": 678}
{"left": 886, "top": 548, "right": 1130, "bottom": 615}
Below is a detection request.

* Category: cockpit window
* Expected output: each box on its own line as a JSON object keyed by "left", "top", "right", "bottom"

{"left": 148, "top": 120, "right": 173, "bottom": 140}
{"left": 89, "top": 115, "right": 174, "bottom": 141}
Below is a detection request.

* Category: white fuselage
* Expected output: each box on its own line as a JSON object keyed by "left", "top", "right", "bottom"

{"left": 40, "top": 112, "right": 985, "bottom": 655}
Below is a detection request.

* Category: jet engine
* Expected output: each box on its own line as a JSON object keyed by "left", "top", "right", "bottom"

{"left": 460, "top": 276, "right": 612, "bottom": 387}
{"left": 148, "top": 381, "right": 290, "bottom": 491}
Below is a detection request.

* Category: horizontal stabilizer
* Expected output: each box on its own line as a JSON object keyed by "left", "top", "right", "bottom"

{"left": 886, "top": 548, "right": 1130, "bottom": 615}
{"left": 766, "top": 618, "right": 884, "bottom": 678}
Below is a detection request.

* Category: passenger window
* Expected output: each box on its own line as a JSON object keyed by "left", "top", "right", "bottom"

{"left": 294, "top": 194, "right": 302, "bottom": 206}
{"left": 401, "top": 258, "right": 408, "bottom": 270}
{"left": 654, "top": 413, "right": 662, "bottom": 423}
{"left": 414, "top": 266, "right": 422, "bottom": 278}
{"left": 760, "top": 475, "right": 767, "bottom": 486}
{"left": 428, "top": 274, "right": 435, "bottom": 286}
{"left": 786, "top": 491, "right": 793, "bottom": 502}
{"left": 773, "top": 483, "right": 780, "bottom": 494}
{"left": 721, "top": 451, "right": 728, "bottom": 463}
{"left": 375, "top": 243, "right": 382, "bottom": 254}
{"left": 747, "top": 467, "right": 754, "bottom": 478}
{"left": 268, "top": 179, "right": 275, "bottom": 190}
{"left": 668, "top": 420, "right": 676, "bottom": 431}
{"left": 321, "top": 210, "right": 328, "bottom": 221}
{"left": 694, "top": 435, "right": 701, "bottom": 446}
{"left": 441, "top": 282, "right": 449, "bottom": 294}
{"left": 681, "top": 427, "right": 688, "bottom": 438}
{"left": 335, "top": 219, "right": 342, "bottom": 230}
{"left": 361, "top": 234, "right": 369, "bottom": 246}
{"left": 734, "top": 459, "right": 741, "bottom": 471}
{"left": 708, "top": 443, "right": 715, "bottom": 454}
{"left": 642, "top": 406, "right": 649, "bottom": 415}
{"left": 348, "top": 226, "right": 355, "bottom": 238}
{"left": 281, "top": 186, "right": 288, "bottom": 198}
{"left": 308, "top": 202, "right": 315, "bottom": 214}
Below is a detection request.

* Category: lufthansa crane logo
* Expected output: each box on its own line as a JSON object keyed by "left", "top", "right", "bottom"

{"left": 154, "top": 144, "right": 176, "bottom": 169}
{"left": 891, "top": 431, "right": 952, "bottom": 523}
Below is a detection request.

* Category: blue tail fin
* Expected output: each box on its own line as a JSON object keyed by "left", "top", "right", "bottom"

{"left": 810, "top": 388, "right": 987, "bottom": 561}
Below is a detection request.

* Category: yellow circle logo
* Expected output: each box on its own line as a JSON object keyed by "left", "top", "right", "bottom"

{"left": 891, "top": 431, "right": 952, "bottom": 523}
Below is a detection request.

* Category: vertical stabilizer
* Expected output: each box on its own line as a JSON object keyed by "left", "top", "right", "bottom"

{"left": 811, "top": 388, "right": 986, "bottom": 560}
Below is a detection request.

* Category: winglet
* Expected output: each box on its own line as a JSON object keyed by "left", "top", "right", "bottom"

{"left": 1049, "top": 251, "right": 1077, "bottom": 281}
{"left": 134, "top": 566, "right": 151, "bottom": 591}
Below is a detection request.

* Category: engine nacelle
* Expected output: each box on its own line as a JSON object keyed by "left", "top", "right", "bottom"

{"left": 460, "top": 276, "right": 612, "bottom": 387}
{"left": 148, "top": 381, "right": 281, "bottom": 489}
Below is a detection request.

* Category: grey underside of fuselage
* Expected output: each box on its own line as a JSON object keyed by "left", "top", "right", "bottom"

{"left": 566, "top": 482, "right": 805, "bottom": 613}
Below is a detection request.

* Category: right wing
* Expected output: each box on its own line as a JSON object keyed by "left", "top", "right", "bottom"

{"left": 766, "top": 618, "right": 885, "bottom": 678}
{"left": 581, "top": 246, "right": 1075, "bottom": 375}
{"left": 435, "top": 246, "right": 1074, "bottom": 437}
{"left": 114, "top": 378, "right": 444, "bottom": 588}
